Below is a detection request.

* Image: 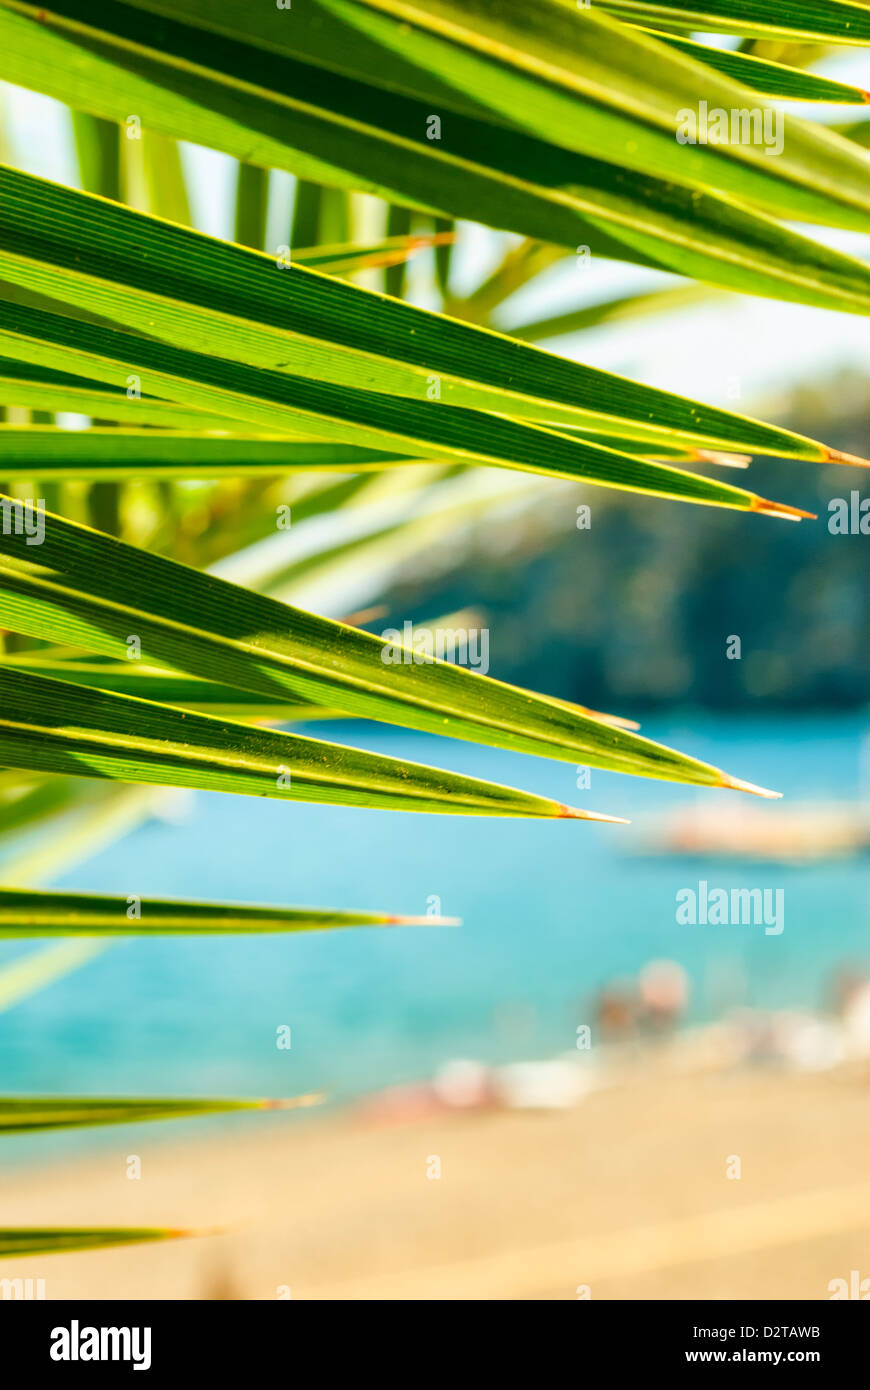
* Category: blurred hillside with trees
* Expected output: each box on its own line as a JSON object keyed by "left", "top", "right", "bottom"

{"left": 383, "top": 370, "right": 870, "bottom": 711}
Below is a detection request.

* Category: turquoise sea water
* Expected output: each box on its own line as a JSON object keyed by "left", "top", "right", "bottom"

{"left": 2, "top": 713, "right": 869, "bottom": 1158}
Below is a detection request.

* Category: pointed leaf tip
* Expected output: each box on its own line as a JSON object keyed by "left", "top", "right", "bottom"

{"left": 751, "top": 497, "right": 817, "bottom": 521}
{"left": 824, "top": 447, "right": 870, "bottom": 468}
{"left": 169, "top": 1224, "right": 230, "bottom": 1241}
{"left": 259, "top": 1092, "right": 325, "bottom": 1111}
{"left": 558, "top": 805, "right": 630, "bottom": 823}
{"left": 384, "top": 914, "right": 462, "bottom": 926}
{"left": 718, "top": 775, "right": 783, "bottom": 800}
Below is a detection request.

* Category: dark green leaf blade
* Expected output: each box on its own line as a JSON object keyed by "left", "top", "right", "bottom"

{"left": 0, "top": 885, "right": 460, "bottom": 936}
{"left": 644, "top": 29, "right": 870, "bottom": 103}
{"left": 0, "top": 665, "right": 625, "bottom": 820}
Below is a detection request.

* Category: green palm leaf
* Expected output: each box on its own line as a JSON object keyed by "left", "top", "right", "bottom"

{"left": 0, "top": 419, "right": 747, "bottom": 478}
{"left": 299, "top": 0, "right": 870, "bottom": 228}
{"left": 0, "top": 427, "right": 416, "bottom": 479}
{"left": 0, "top": 1092, "right": 323, "bottom": 1131}
{"left": 0, "top": 886, "right": 460, "bottom": 936}
{"left": 14, "top": 0, "right": 870, "bottom": 228}
{"left": 505, "top": 285, "right": 717, "bottom": 344}
{"left": 0, "top": 361, "right": 238, "bottom": 429}
{"left": 4, "top": 8, "right": 870, "bottom": 314}
{"left": 0, "top": 939, "right": 108, "bottom": 1012}
{"left": 598, "top": 0, "right": 870, "bottom": 44}
{"left": 0, "top": 786, "right": 168, "bottom": 892}
{"left": 0, "top": 654, "right": 342, "bottom": 718}
{"left": 0, "top": 3, "right": 842, "bottom": 1274}
{"left": 0, "top": 664, "right": 631, "bottom": 819}
{"left": 0, "top": 302, "right": 812, "bottom": 513}
{"left": 645, "top": 30, "right": 870, "bottom": 103}
{"left": 0, "top": 506, "right": 778, "bottom": 792}
{"left": 295, "top": 230, "right": 456, "bottom": 274}
{"left": 0, "top": 776, "right": 81, "bottom": 836}
{"left": 1, "top": 166, "right": 860, "bottom": 467}
{"left": 0, "top": 1227, "right": 196, "bottom": 1258}
{"left": 841, "top": 120, "right": 870, "bottom": 150}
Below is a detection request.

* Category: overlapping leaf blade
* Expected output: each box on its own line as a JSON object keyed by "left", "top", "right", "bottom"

{"left": 300, "top": 0, "right": 870, "bottom": 229}
{"left": 24, "top": 0, "right": 870, "bottom": 230}
{"left": 3, "top": 5, "right": 870, "bottom": 315}
{"left": 0, "top": 165, "right": 853, "bottom": 472}
{"left": 295, "top": 231, "right": 456, "bottom": 274}
{"left": 598, "top": 0, "right": 870, "bottom": 44}
{"left": 0, "top": 427, "right": 416, "bottom": 479}
{"left": 0, "top": 664, "right": 620, "bottom": 819}
{"left": 0, "top": 654, "right": 340, "bottom": 717}
{"left": 0, "top": 361, "right": 238, "bottom": 429}
{"left": 644, "top": 31, "right": 870, "bottom": 103}
{"left": 0, "top": 300, "right": 804, "bottom": 512}
{"left": 0, "top": 502, "right": 774, "bottom": 793}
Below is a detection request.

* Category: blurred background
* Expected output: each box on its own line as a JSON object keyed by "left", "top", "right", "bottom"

{"left": 2, "top": 37, "right": 870, "bottom": 1300}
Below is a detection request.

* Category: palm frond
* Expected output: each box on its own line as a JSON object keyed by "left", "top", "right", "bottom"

{"left": 0, "top": 886, "right": 461, "bottom": 936}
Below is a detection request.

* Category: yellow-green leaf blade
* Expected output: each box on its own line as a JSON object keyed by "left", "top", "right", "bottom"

{"left": 0, "top": 301, "right": 789, "bottom": 511}
{"left": 0, "top": 1091, "right": 323, "bottom": 1131}
{"left": 0, "top": 1228, "right": 195, "bottom": 1258}
{"left": 0, "top": 426, "right": 417, "bottom": 479}
{"left": 0, "top": 504, "right": 778, "bottom": 792}
{"left": 598, "top": 0, "right": 870, "bottom": 44}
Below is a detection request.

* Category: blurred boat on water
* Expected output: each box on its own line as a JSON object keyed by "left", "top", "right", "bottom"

{"left": 637, "top": 800, "right": 870, "bottom": 862}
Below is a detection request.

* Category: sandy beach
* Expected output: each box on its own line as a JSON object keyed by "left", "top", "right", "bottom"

{"left": 3, "top": 1056, "right": 870, "bottom": 1301}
